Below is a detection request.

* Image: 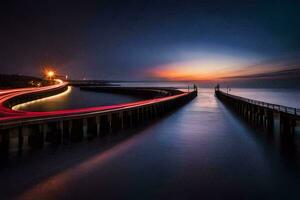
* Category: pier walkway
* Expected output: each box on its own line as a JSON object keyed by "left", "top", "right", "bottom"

{"left": 215, "top": 89, "right": 300, "bottom": 136}
{"left": 0, "top": 81, "right": 197, "bottom": 155}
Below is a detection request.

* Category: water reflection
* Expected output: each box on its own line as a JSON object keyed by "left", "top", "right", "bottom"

{"left": 13, "top": 86, "right": 72, "bottom": 110}
{"left": 230, "top": 88, "right": 300, "bottom": 108}
{"left": 17, "top": 132, "right": 145, "bottom": 200}
{"left": 1, "top": 88, "right": 300, "bottom": 199}
{"left": 15, "top": 86, "right": 141, "bottom": 112}
{"left": 219, "top": 94, "right": 300, "bottom": 169}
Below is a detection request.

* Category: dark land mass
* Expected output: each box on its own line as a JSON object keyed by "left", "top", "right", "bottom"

{"left": 0, "top": 74, "right": 51, "bottom": 89}
{"left": 68, "top": 80, "right": 119, "bottom": 87}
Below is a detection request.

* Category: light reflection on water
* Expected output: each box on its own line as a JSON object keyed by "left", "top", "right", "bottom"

{"left": 118, "top": 81, "right": 191, "bottom": 88}
{"left": 1, "top": 88, "right": 299, "bottom": 199}
{"left": 12, "top": 86, "right": 73, "bottom": 110}
{"left": 120, "top": 82, "right": 300, "bottom": 108}
{"left": 16, "top": 86, "right": 141, "bottom": 112}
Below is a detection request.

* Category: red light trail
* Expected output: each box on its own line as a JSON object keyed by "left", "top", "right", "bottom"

{"left": 0, "top": 80, "right": 190, "bottom": 124}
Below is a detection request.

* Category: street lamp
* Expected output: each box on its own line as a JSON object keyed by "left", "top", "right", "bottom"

{"left": 47, "top": 71, "right": 55, "bottom": 80}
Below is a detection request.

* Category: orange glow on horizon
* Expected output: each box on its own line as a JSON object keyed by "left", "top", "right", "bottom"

{"left": 149, "top": 61, "right": 237, "bottom": 81}
{"left": 151, "top": 68, "right": 222, "bottom": 81}
{"left": 148, "top": 58, "right": 281, "bottom": 81}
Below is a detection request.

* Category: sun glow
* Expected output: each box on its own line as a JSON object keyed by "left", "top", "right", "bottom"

{"left": 150, "top": 60, "right": 244, "bottom": 81}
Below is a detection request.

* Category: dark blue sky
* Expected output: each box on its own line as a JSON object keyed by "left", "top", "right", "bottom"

{"left": 1, "top": 0, "right": 300, "bottom": 86}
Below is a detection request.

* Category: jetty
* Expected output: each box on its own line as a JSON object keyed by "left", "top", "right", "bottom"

{"left": 215, "top": 88, "right": 299, "bottom": 137}
{"left": 0, "top": 82, "right": 197, "bottom": 156}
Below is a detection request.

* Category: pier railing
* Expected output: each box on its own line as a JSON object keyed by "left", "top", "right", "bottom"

{"left": 0, "top": 86, "right": 197, "bottom": 155}
{"left": 219, "top": 90, "right": 300, "bottom": 116}
{"left": 215, "top": 89, "right": 299, "bottom": 136}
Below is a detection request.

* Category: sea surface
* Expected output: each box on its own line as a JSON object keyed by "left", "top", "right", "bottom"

{"left": 16, "top": 86, "right": 141, "bottom": 112}
{"left": 16, "top": 84, "right": 300, "bottom": 112}
{"left": 2, "top": 85, "right": 300, "bottom": 199}
{"left": 230, "top": 88, "right": 300, "bottom": 108}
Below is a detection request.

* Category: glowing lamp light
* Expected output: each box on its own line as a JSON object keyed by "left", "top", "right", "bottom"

{"left": 48, "top": 71, "right": 54, "bottom": 77}
{"left": 46, "top": 70, "right": 55, "bottom": 80}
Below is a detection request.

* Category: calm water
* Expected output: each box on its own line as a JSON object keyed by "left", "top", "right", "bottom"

{"left": 230, "top": 88, "right": 300, "bottom": 108}
{"left": 1, "top": 87, "right": 300, "bottom": 199}
{"left": 16, "top": 86, "right": 141, "bottom": 111}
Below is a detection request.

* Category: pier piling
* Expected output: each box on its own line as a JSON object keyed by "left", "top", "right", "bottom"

{"left": 0, "top": 87, "right": 197, "bottom": 155}
{"left": 215, "top": 90, "right": 299, "bottom": 138}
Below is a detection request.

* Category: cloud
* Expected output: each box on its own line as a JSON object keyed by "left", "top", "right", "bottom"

{"left": 222, "top": 67, "right": 300, "bottom": 80}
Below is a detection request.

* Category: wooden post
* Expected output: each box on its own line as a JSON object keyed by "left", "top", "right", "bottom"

{"left": 59, "top": 121, "right": 64, "bottom": 144}
{"left": 42, "top": 124, "right": 48, "bottom": 146}
{"left": 108, "top": 114, "right": 112, "bottom": 133}
{"left": 129, "top": 110, "right": 133, "bottom": 128}
{"left": 0, "top": 129, "right": 10, "bottom": 157}
{"left": 137, "top": 109, "right": 140, "bottom": 122}
{"left": 120, "top": 112, "right": 124, "bottom": 129}
{"left": 96, "top": 116, "right": 100, "bottom": 137}
{"left": 62, "top": 120, "right": 71, "bottom": 144}
{"left": 83, "top": 119, "right": 88, "bottom": 139}
{"left": 28, "top": 124, "right": 45, "bottom": 149}
{"left": 266, "top": 110, "right": 274, "bottom": 132}
{"left": 280, "top": 114, "right": 295, "bottom": 137}
{"left": 18, "top": 127, "right": 24, "bottom": 154}
{"left": 71, "top": 119, "right": 84, "bottom": 142}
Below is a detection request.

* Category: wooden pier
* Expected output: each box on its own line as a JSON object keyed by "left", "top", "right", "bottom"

{"left": 0, "top": 86, "right": 197, "bottom": 157}
{"left": 215, "top": 89, "right": 299, "bottom": 137}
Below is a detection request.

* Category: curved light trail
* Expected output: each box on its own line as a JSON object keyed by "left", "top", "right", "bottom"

{"left": 0, "top": 79, "right": 68, "bottom": 117}
{"left": 0, "top": 80, "right": 192, "bottom": 125}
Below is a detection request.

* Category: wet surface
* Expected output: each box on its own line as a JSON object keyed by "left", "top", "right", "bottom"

{"left": 1, "top": 89, "right": 300, "bottom": 199}
{"left": 15, "top": 86, "right": 141, "bottom": 112}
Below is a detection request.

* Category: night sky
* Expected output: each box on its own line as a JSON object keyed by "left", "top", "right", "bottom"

{"left": 1, "top": 0, "right": 300, "bottom": 87}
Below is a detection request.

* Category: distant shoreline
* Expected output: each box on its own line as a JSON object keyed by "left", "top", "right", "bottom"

{"left": 1, "top": 74, "right": 300, "bottom": 90}
{"left": 0, "top": 74, "right": 51, "bottom": 89}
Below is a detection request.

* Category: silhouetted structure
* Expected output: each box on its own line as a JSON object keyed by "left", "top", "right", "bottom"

{"left": 215, "top": 89, "right": 299, "bottom": 137}
{"left": 0, "top": 74, "right": 50, "bottom": 89}
{"left": 0, "top": 86, "right": 197, "bottom": 157}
